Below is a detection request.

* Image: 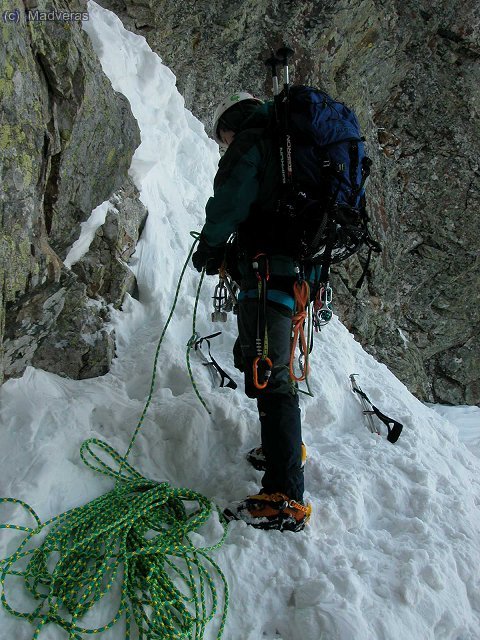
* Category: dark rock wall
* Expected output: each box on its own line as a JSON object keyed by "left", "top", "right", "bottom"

{"left": 2, "top": 0, "right": 478, "bottom": 403}
{"left": 0, "top": 0, "right": 146, "bottom": 382}
{"left": 99, "top": 0, "right": 480, "bottom": 404}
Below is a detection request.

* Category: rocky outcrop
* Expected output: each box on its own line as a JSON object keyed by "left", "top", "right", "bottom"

{"left": 98, "top": 0, "right": 480, "bottom": 404}
{"left": 4, "top": 272, "right": 114, "bottom": 380}
{"left": 4, "top": 180, "right": 147, "bottom": 380}
{"left": 0, "top": 0, "right": 146, "bottom": 382}
{"left": 69, "top": 179, "right": 146, "bottom": 307}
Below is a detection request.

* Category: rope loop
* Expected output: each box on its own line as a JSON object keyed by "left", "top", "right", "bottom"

{"left": 0, "top": 233, "right": 229, "bottom": 639}
{"left": 289, "top": 280, "right": 311, "bottom": 382}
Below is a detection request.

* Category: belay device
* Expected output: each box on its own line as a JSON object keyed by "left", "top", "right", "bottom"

{"left": 264, "top": 46, "right": 382, "bottom": 290}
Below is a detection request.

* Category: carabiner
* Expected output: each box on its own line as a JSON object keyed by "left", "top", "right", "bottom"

{"left": 253, "top": 356, "right": 273, "bottom": 390}
{"left": 321, "top": 284, "right": 333, "bottom": 306}
{"left": 314, "top": 283, "right": 333, "bottom": 328}
{"left": 252, "top": 253, "right": 270, "bottom": 282}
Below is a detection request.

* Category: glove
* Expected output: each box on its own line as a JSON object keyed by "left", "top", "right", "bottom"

{"left": 192, "top": 236, "right": 225, "bottom": 275}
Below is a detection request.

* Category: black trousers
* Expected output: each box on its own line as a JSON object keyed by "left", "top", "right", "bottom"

{"left": 233, "top": 298, "right": 304, "bottom": 502}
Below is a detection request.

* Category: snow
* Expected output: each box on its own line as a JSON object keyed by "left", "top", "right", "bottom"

{"left": 430, "top": 405, "right": 480, "bottom": 459}
{"left": 397, "top": 327, "right": 409, "bottom": 349}
{"left": 1, "top": 2, "right": 480, "bottom": 639}
{"left": 64, "top": 200, "right": 113, "bottom": 268}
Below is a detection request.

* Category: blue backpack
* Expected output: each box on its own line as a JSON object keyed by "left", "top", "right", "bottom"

{"left": 271, "top": 85, "right": 380, "bottom": 272}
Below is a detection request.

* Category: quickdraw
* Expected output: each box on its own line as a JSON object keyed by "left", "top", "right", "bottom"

{"left": 252, "top": 253, "right": 272, "bottom": 390}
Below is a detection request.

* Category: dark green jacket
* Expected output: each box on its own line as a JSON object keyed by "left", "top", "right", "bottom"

{"left": 203, "top": 102, "right": 277, "bottom": 240}
{"left": 201, "top": 102, "right": 320, "bottom": 288}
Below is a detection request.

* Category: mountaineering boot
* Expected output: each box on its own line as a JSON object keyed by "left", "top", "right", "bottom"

{"left": 224, "top": 493, "right": 312, "bottom": 532}
{"left": 246, "top": 442, "right": 307, "bottom": 472}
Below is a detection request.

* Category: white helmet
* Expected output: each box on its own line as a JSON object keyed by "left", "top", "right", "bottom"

{"left": 212, "top": 92, "right": 263, "bottom": 144}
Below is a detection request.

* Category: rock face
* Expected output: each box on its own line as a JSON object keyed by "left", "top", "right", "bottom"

{"left": 0, "top": 0, "right": 146, "bottom": 382}
{"left": 98, "top": 0, "right": 480, "bottom": 404}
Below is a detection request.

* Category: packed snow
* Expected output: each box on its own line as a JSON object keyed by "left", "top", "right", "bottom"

{"left": 64, "top": 200, "right": 114, "bottom": 268}
{"left": 1, "top": 2, "right": 480, "bottom": 638}
{"left": 430, "top": 405, "right": 480, "bottom": 460}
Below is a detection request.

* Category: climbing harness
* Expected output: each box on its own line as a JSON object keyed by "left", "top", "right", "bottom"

{"left": 0, "top": 233, "right": 229, "bottom": 639}
{"left": 350, "top": 374, "right": 403, "bottom": 443}
{"left": 252, "top": 253, "right": 273, "bottom": 390}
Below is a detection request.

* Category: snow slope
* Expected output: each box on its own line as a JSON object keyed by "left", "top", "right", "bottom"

{"left": 1, "top": 2, "right": 480, "bottom": 638}
{"left": 431, "top": 405, "right": 480, "bottom": 460}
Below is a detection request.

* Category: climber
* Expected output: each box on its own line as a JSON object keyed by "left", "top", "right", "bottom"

{"left": 192, "top": 92, "right": 312, "bottom": 532}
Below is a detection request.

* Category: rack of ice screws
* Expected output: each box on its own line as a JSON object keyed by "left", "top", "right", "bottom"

{"left": 211, "top": 274, "right": 239, "bottom": 322}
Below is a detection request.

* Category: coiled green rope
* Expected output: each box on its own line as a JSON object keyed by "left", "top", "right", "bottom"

{"left": 0, "top": 233, "right": 229, "bottom": 639}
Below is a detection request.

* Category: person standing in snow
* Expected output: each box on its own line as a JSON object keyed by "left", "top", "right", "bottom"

{"left": 192, "top": 92, "right": 314, "bottom": 532}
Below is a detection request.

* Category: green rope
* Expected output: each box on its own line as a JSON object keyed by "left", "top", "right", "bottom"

{"left": 0, "top": 233, "right": 229, "bottom": 639}
{"left": 185, "top": 268, "right": 212, "bottom": 416}
{"left": 121, "top": 233, "right": 201, "bottom": 468}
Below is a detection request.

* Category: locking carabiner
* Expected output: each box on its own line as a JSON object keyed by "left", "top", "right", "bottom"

{"left": 253, "top": 356, "right": 273, "bottom": 390}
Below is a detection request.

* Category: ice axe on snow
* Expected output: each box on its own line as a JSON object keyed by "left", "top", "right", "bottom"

{"left": 350, "top": 374, "right": 403, "bottom": 443}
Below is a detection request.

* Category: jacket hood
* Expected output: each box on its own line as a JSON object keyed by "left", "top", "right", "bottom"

{"left": 236, "top": 101, "right": 272, "bottom": 132}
